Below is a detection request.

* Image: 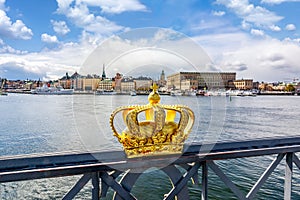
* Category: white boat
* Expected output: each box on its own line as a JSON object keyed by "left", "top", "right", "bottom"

{"left": 95, "top": 90, "right": 117, "bottom": 95}
{"left": 130, "top": 91, "right": 137, "bottom": 96}
{"left": 31, "top": 84, "right": 74, "bottom": 95}
{"left": 183, "top": 90, "right": 197, "bottom": 96}
{"left": 170, "top": 90, "right": 183, "bottom": 96}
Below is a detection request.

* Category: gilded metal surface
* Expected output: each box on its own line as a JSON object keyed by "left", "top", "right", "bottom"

{"left": 110, "top": 84, "right": 195, "bottom": 158}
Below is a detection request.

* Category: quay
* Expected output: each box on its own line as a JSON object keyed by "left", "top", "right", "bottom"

{"left": 1, "top": 136, "right": 300, "bottom": 199}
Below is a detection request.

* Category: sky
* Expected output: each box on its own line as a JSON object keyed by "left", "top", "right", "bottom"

{"left": 0, "top": 0, "right": 300, "bottom": 82}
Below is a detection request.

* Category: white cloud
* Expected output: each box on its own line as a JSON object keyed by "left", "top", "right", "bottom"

{"left": 215, "top": 0, "right": 283, "bottom": 28}
{"left": 0, "top": 40, "right": 93, "bottom": 80}
{"left": 241, "top": 20, "right": 251, "bottom": 30}
{"left": 41, "top": 33, "right": 59, "bottom": 43}
{"left": 269, "top": 25, "right": 281, "bottom": 31}
{"left": 284, "top": 37, "right": 300, "bottom": 44}
{"left": 81, "top": 28, "right": 213, "bottom": 77}
{"left": 76, "top": 0, "right": 147, "bottom": 14}
{"left": 194, "top": 31, "right": 300, "bottom": 82}
{"left": 251, "top": 28, "right": 265, "bottom": 36}
{"left": 0, "top": 9, "right": 33, "bottom": 40}
{"left": 212, "top": 10, "right": 226, "bottom": 16}
{"left": 285, "top": 23, "right": 296, "bottom": 31}
{"left": 261, "top": 0, "right": 300, "bottom": 4}
{"left": 56, "top": 0, "right": 124, "bottom": 35}
{"left": 51, "top": 20, "right": 70, "bottom": 35}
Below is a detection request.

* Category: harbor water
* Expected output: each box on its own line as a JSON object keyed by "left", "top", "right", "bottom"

{"left": 0, "top": 94, "right": 300, "bottom": 199}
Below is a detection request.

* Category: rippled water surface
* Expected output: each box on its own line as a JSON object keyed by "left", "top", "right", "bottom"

{"left": 0, "top": 94, "right": 300, "bottom": 199}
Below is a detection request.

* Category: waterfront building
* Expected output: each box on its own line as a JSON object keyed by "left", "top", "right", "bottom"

{"left": 98, "top": 79, "right": 113, "bottom": 91}
{"left": 70, "top": 72, "right": 83, "bottom": 90}
{"left": 233, "top": 79, "right": 253, "bottom": 90}
{"left": 167, "top": 72, "right": 236, "bottom": 90}
{"left": 253, "top": 81, "right": 259, "bottom": 90}
{"left": 83, "top": 74, "right": 101, "bottom": 91}
{"left": 121, "top": 79, "right": 135, "bottom": 92}
{"left": 59, "top": 72, "right": 71, "bottom": 89}
{"left": 114, "top": 73, "right": 122, "bottom": 92}
{"left": 134, "top": 76, "right": 153, "bottom": 91}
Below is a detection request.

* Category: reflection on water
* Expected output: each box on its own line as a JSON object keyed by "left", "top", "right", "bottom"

{"left": 1, "top": 94, "right": 300, "bottom": 199}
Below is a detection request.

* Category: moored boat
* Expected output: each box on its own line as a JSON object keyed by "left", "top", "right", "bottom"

{"left": 31, "top": 84, "right": 74, "bottom": 95}
{"left": 95, "top": 89, "right": 117, "bottom": 95}
{"left": 130, "top": 90, "right": 137, "bottom": 96}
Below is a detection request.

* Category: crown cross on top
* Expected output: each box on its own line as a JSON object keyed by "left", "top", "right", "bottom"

{"left": 110, "top": 83, "right": 195, "bottom": 158}
{"left": 151, "top": 83, "right": 159, "bottom": 93}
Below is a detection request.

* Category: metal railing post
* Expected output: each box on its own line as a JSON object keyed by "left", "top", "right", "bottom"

{"left": 284, "top": 153, "right": 293, "bottom": 200}
{"left": 201, "top": 161, "right": 208, "bottom": 200}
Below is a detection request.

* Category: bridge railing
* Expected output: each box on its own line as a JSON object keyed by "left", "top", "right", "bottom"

{"left": 1, "top": 136, "right": 300, "bottom": 199}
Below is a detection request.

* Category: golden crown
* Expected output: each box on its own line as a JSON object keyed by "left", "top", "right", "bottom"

{"left": 110, "top": 84, "right": 194, "bottom": 158}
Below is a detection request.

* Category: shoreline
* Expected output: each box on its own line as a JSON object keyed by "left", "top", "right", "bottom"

{"left": 3, "top": 89, "right": 299, "bottom": 96}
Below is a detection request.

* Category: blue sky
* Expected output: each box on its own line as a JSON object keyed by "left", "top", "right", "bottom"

{"left": 1, "top": 0, "right": 300, "bottom": 82}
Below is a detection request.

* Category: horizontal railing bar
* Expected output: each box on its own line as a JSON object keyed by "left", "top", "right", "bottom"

{"left": 0, "top": 151, "right": 126, "bottom": 172}
{"left": 2, "top": 136, "right": 300, "bottom": 172}
{"left": 1, "top": 136, "right": 300, "bottom": 183}
{"left": 185, "top": 136, "right": 300, "bottom": 154}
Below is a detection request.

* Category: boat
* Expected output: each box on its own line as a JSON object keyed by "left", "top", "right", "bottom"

{"left": 130, "top": 90, "right": 137, "bottom": 96}
{"left": 0, "top": 91, "right": 8, "bottom": 96}
{"left": 170, "top": 90, "right": 183, "bottom": 96}
{"left": 183, "top": 90, "right": 197, "bottom": 96}
{"left": 95, "top": 89, "right": 117, "bottom": 95}
{"left": 31, "top": 84, "right": 74, "bottom": 95}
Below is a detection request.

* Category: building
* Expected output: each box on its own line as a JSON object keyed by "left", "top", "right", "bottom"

{"left": 167, "top": 72, "right": 236, "bottom": 90}
{"left": 98, "top": 79, "right": 113, "bottom": 91}
{"left": 114, "top": 73, "right": 122, "bottom": 92}
{"left": 83, "top": 74, "right": 101, "bottom": 91}
{"left": 134, "top": 76, "right": 153, "bottom": 91}
{"left": 58, "top": 72, "right": 71, "bottom": 89}
{"left": 121, "top": 79, "right": 135, "bottom": 92}
{"left": 70, "top": 72, "right": 83, "bottom": 90}
{"left": 157, "top": 70, "right": 167, "bottom": 87}
{"left": 234, "top": 79, "right": 253, "bottom": 90}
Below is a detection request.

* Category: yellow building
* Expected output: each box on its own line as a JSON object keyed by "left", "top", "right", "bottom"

{"left": 121, "top": 80, "right": 135, "bottom": 92}
{"left": 98, "top": 79, "right": 113, "bottom": 91}
{"left": 234, "top": 79, "right": 253, "bottom": 90}
{"left": 83, "top": 75, "right": 101, "bottom": 91}
{"left": 134, "top": 77, "right": 153, "bottom": 91}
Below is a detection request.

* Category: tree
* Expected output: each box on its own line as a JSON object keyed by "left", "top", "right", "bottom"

{"left": 285, "top": 84, "right": 295, "bottom": 92}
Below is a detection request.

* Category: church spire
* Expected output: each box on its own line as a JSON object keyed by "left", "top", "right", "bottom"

{"left": 102, "top": 64, "right": 106, "bottom": 79}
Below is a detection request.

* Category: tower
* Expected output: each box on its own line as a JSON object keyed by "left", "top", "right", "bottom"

{"left": 160, "top": 70, "right": 165, "bottom": 81}
{"left": 102, "top": 64, "right": 106, "bottom": 80}
{"left": 158, "top": 70, "right": 166, "bottom": 86}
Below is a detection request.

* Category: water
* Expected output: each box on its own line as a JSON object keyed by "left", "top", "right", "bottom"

{"left": 0, "top": 94, "right": 300, "bottom": 199}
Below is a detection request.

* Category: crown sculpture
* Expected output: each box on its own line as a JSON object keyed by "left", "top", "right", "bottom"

{"left": 110, "top": 84, "right": 195, "bottom": 158}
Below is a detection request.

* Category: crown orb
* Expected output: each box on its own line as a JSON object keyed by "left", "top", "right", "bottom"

{"left": 110, "top": 84, "right": 195, "bottom": 158}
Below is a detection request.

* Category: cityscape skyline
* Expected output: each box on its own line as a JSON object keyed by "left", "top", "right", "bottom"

{"left": 0, "top": 1, "right": 300, "bottom": 82}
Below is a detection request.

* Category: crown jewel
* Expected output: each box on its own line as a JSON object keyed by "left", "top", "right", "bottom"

{"left": 110, "top": 84, "right": 195, "bottom": 158}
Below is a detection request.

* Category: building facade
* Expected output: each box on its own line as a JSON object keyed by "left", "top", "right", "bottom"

{"left": 167, "top": 72, "right": 236, "bottom": 90}
{"left": 83, "top": 75, "right": 101, "bottom": 91}
{"left": 121, "top": 80, "right": 135, "bottom": 92}
{"left": 98, "top": 79, "right": 113, "bottom": 91}
{"left": 134, "top": 77, "right": 153, "bottom": 91}
{"left": 234, "top": 79, "right": 253, "bottom": 90}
